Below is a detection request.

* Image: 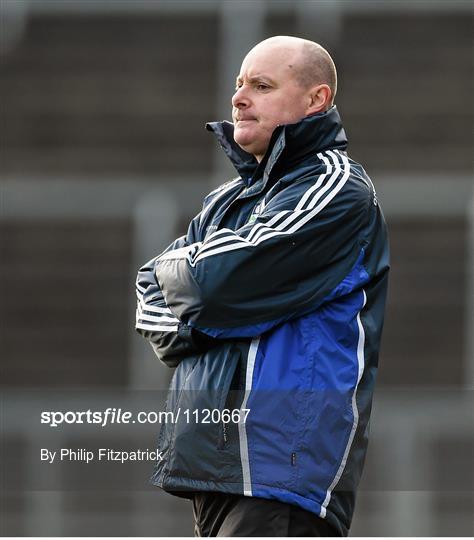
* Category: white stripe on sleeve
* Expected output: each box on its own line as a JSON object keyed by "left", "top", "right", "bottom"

{"left": 191, "top": 151, "right": 350, "bottom": 266}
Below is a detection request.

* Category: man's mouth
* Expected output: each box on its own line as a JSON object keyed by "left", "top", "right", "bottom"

{"left": 235, "top": 117, "right": 256, "bottom": 123}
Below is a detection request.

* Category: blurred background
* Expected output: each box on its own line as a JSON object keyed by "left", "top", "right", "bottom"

{"left": 1, "top": 0, "right": 473, "bottom": 536}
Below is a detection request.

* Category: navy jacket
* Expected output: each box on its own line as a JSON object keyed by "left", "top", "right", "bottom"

{"left": 135, "top": 106, "right": 389, "bottom": 535}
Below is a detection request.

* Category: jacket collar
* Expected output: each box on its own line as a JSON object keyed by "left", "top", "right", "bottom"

{"left": 206, "top": 106, "right": 348, "bottom": 187}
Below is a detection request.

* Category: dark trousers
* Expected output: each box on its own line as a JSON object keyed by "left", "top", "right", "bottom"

{"left": 192, "top": 492, "right": 340, "bottom": 537}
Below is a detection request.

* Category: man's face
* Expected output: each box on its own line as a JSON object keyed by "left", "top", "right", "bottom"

{"left": 232, "top": 44, "right": 309, "bottom": 161}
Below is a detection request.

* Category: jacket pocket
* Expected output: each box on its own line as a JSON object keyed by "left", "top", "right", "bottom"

{"left": 217, "top": 354, "right": 244, "bottom": 450}
{"left": 151, "top": 355, "right": 199, "bottom": 485}
{"left": 158, "top": 343, "right": 243, "bottom": 483}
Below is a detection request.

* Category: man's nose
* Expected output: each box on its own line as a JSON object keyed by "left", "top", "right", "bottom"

{"left": 232, "top": 86, "right": 250, "bottom": 109}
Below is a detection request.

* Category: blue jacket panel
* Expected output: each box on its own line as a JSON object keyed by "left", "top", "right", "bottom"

{"left": 135, "top": 106, "right": 389, "bottom": 535}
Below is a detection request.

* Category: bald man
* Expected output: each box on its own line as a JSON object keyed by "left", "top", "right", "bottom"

{"left": 233, "top": 36, "right": 337, "bottom": 161}
{"left": 136, "top": 36, "right": 389, "bottom": 536}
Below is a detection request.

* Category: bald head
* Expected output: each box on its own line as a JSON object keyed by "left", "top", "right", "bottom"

{"left": 248, "top": 36, "right": 337, "bottom": 106}
{"left": 232, "top": 36, "right": 337, "bottom": 160}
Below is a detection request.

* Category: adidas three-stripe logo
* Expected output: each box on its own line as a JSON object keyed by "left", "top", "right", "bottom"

{"left": 170, "top": 149, "right": 350, "bottom": 267}
{"left": 135, "top": 279, "right": 180, "bottom": 333}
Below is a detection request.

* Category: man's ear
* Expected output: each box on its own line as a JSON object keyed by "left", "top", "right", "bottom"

{"left": 306, "top": 84, "right": 332, "bottom": 115}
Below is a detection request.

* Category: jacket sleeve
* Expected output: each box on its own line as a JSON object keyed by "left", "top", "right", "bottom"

{"left": 155, "top": 159, "right": 372, "bottom": 339}
{"left": 135, "top": 220, "right": 218, "bottom": 367}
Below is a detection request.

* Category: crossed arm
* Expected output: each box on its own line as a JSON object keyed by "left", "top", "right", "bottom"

{"left": 136, "top": 160, "right": 370, "bottom": 366}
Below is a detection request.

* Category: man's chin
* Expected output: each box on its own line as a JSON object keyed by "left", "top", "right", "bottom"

{"left": 233, "top": 137, "right": 252, "bottom": 153}
{"left": 234, "top": 131, "right": 258, "bottom": 154}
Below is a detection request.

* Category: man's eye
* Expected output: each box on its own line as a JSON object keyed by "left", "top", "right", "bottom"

{"left": 256, "top": 84, "right": 270, "bottom": 90}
